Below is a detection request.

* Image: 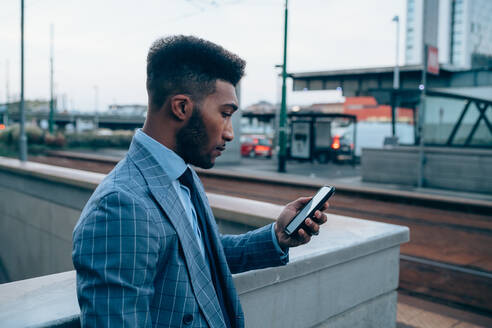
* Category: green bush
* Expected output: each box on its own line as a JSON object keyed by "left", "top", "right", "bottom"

{"left": 0, "top": 125, "right": 133, "bottom": 151}
{"left": 66, "top": 130, "right": 133, "bottom": 149}
{"left": 0, "top": 124, "right": 17, "bottom": 145}
{"left": 0, "top": 124, "right": 46, "bottom": 146}
{"left": 0, "top": 124, "right": 66, "bottom": 150}
{"left": 26, "top": 125, "right": 45, "bottom": 144}
{"left": 0, "top": 143, "right": 17, "bottom": 157}
{"left": 44, "top": 132, "right": 66, "bottom": 148}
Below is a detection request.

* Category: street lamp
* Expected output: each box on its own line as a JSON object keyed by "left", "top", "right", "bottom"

{"left": 392, "top": 15, "right": 400, "bottom": 90}
{"left": 49, "top": 24, "right": 55, "bottom": 134}
{"left": 390, "top": 15, "right": 400, "bottom": 137}
{"left": 19, "top": 0, "right": 27, "bottom": 161}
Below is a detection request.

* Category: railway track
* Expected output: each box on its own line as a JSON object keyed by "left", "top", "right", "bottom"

{"left": 31, "top": 153, "right": 492, "bottom": 314}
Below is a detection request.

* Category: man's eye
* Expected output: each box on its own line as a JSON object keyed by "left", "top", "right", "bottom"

{"left": 222, "top": 112, "right": 232, "bottom": 118}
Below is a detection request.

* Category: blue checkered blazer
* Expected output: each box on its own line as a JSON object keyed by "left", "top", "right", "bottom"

{"left": 72, "top": 138, "right": 288, "bottom": 327}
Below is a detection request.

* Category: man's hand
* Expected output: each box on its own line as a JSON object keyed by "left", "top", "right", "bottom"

{"left": 274, "top": 197, "right": 329, "bottom": 249}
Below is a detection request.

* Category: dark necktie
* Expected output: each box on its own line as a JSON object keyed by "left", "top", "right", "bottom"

{"left": 179, "top": 168, "right": 233, "bottom": 328}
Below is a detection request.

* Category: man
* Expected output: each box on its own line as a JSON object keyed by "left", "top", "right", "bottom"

{"left": 72, "top": 35, "right": 328, "bottom": 327}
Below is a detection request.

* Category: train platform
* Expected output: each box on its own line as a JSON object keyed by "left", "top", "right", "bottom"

{"left": 213, "top": 157, "right": 492, "bottom": 205}
{"left": 45, "top": 149, "right": 492, "bottom": 206}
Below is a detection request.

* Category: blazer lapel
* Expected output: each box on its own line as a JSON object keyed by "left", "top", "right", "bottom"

{"left": 191, "top": 168, "right": 245, "bottom": 327}
{"left": 127, "top": 139, "right": 226, "bottom": 328}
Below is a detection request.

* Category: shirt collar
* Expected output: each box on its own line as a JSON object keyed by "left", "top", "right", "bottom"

{"left": 134, "top": 129, "right": 187, "bottom": 181}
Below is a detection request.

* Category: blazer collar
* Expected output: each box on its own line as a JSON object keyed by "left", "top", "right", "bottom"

{"left": 133, "top": 129, "right": 187, "bottom": 181}
{"left": 127, "top": 137, "right": 227, "bottom": 328}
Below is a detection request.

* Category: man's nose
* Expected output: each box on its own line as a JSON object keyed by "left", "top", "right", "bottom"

{"left": 223, "top": 119, "right": 234, "bottom": 142}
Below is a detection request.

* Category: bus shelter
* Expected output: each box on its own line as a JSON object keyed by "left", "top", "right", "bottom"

{"left": 242, "top": 112, "right": 357, "bottom": 164}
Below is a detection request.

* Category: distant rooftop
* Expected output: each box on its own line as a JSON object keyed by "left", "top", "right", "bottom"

{"left": 288, "top": 64, "right": 492, "bottom": 98}
{"left": 288, "top": 64, "right": 486, "bottom": 79}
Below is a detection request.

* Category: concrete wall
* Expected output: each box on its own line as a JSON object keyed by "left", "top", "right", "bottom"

{"left": 0, "top": 157, "right": 409, "bottom": 327}
{"left": 361, "top": 146, "right": 492, "bottom": 193}
{"left": 0, "top": 158, "right": 260, "bottom": 283}
{"left": 0, "top": 210, "right": 408, "bottom": 327}
{"left": 0, "top": 159, "right": 99, "bottom": 283}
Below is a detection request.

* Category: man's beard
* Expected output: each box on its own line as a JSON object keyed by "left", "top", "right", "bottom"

{"left": 176, "top": 105, "right": 214, "bottom": 169}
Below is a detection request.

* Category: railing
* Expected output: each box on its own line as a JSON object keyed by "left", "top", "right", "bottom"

{"left": 425, "top": 90, "right": 492, "bottom": 148}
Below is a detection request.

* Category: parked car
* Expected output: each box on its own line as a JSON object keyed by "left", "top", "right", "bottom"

{"left": 329, "top": 131, "right": 355, "bottom": 163}
{"left": 240, "top": 135, "right": 273, "bottom": 158}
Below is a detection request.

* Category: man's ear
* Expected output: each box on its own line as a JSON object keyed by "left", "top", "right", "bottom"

{"left": 170, "top": 95, "right": 193, "bottom": 121}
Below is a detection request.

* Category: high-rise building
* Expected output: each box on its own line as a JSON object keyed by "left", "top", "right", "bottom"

{"left": 405, "top": 0, "right": 492, "bottom": 69}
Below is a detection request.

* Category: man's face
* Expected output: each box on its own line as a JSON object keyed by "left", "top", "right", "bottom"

{"left": 176, "top": 80, "right": 238, "bottom": 169}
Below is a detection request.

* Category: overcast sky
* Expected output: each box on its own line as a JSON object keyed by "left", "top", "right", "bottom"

{"left": 1, "top": 0, "right": 406, "bottom": 111}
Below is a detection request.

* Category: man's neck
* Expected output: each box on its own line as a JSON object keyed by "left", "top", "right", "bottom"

{"left": 142, "top": 121, "right": 177, "bottom": 153}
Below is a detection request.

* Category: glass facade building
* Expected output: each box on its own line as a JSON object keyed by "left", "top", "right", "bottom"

{"left": 405, "top": 0, "right": 492, "bottom": 69}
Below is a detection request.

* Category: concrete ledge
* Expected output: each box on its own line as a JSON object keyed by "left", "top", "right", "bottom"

{"left": 0, "top": 271, "right": 79, "bottom": 328}
{"left": 235, "top": 216, "right": 408, "bottom": 294}
{"left": 46, "top": 150, "right": 123, "bottom": 164}
{"left": 208, "top": 193, "right": 279, "bottom": 228}
{"left": 0, "top": 157, "right": 102, "bottom": 191}
{"left": 0, "top": 157, "right": 409, "bottom": 327}
{"left": 236, "top": 215, "right": 408, "bottom": 328}
{"left": 0, "top": 216, "right": 408, "bottom": 328}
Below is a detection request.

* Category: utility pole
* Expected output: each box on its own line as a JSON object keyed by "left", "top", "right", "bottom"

{"left": 4, "top": 60, "right": 10, "bottom": 126}
{"left": 62, "top": 93, "right": 67, "bottom": 112}
{"left": 49, "top": 24, "right": 55, "bottom": 134}
{"left": 391, "top": 15, "right": 400, "bottom": 137}
{"left": 278, "top": 0, "right": 288, "bottom": 173}
{"left": 94, "top": 85, "right": 99, "bottom": 129}
{"left": 19, "top": 0, "right": 28, "bottom": 161}
{"left": 417, "top": 44, "right": 428, "bottom": 189}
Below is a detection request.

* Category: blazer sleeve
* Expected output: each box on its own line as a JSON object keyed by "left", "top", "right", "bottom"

{"left": 220, "top": 223, "right": 289, "bottom": 274}
{"left": 72, "top": 191, "right": 159, "bottom": 327}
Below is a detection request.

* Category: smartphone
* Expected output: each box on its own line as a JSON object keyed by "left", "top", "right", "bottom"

{"left": 284, "top": 185, "right": 335, "bottom": 236}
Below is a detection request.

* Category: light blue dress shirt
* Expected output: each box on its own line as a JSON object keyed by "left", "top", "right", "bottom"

{"left": 134, "top": 129, "right": 288, "bottom": 260}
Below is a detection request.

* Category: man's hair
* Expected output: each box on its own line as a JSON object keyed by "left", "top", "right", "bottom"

{"left": 146, "top": 35, "right": 246, "bottom": 110}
